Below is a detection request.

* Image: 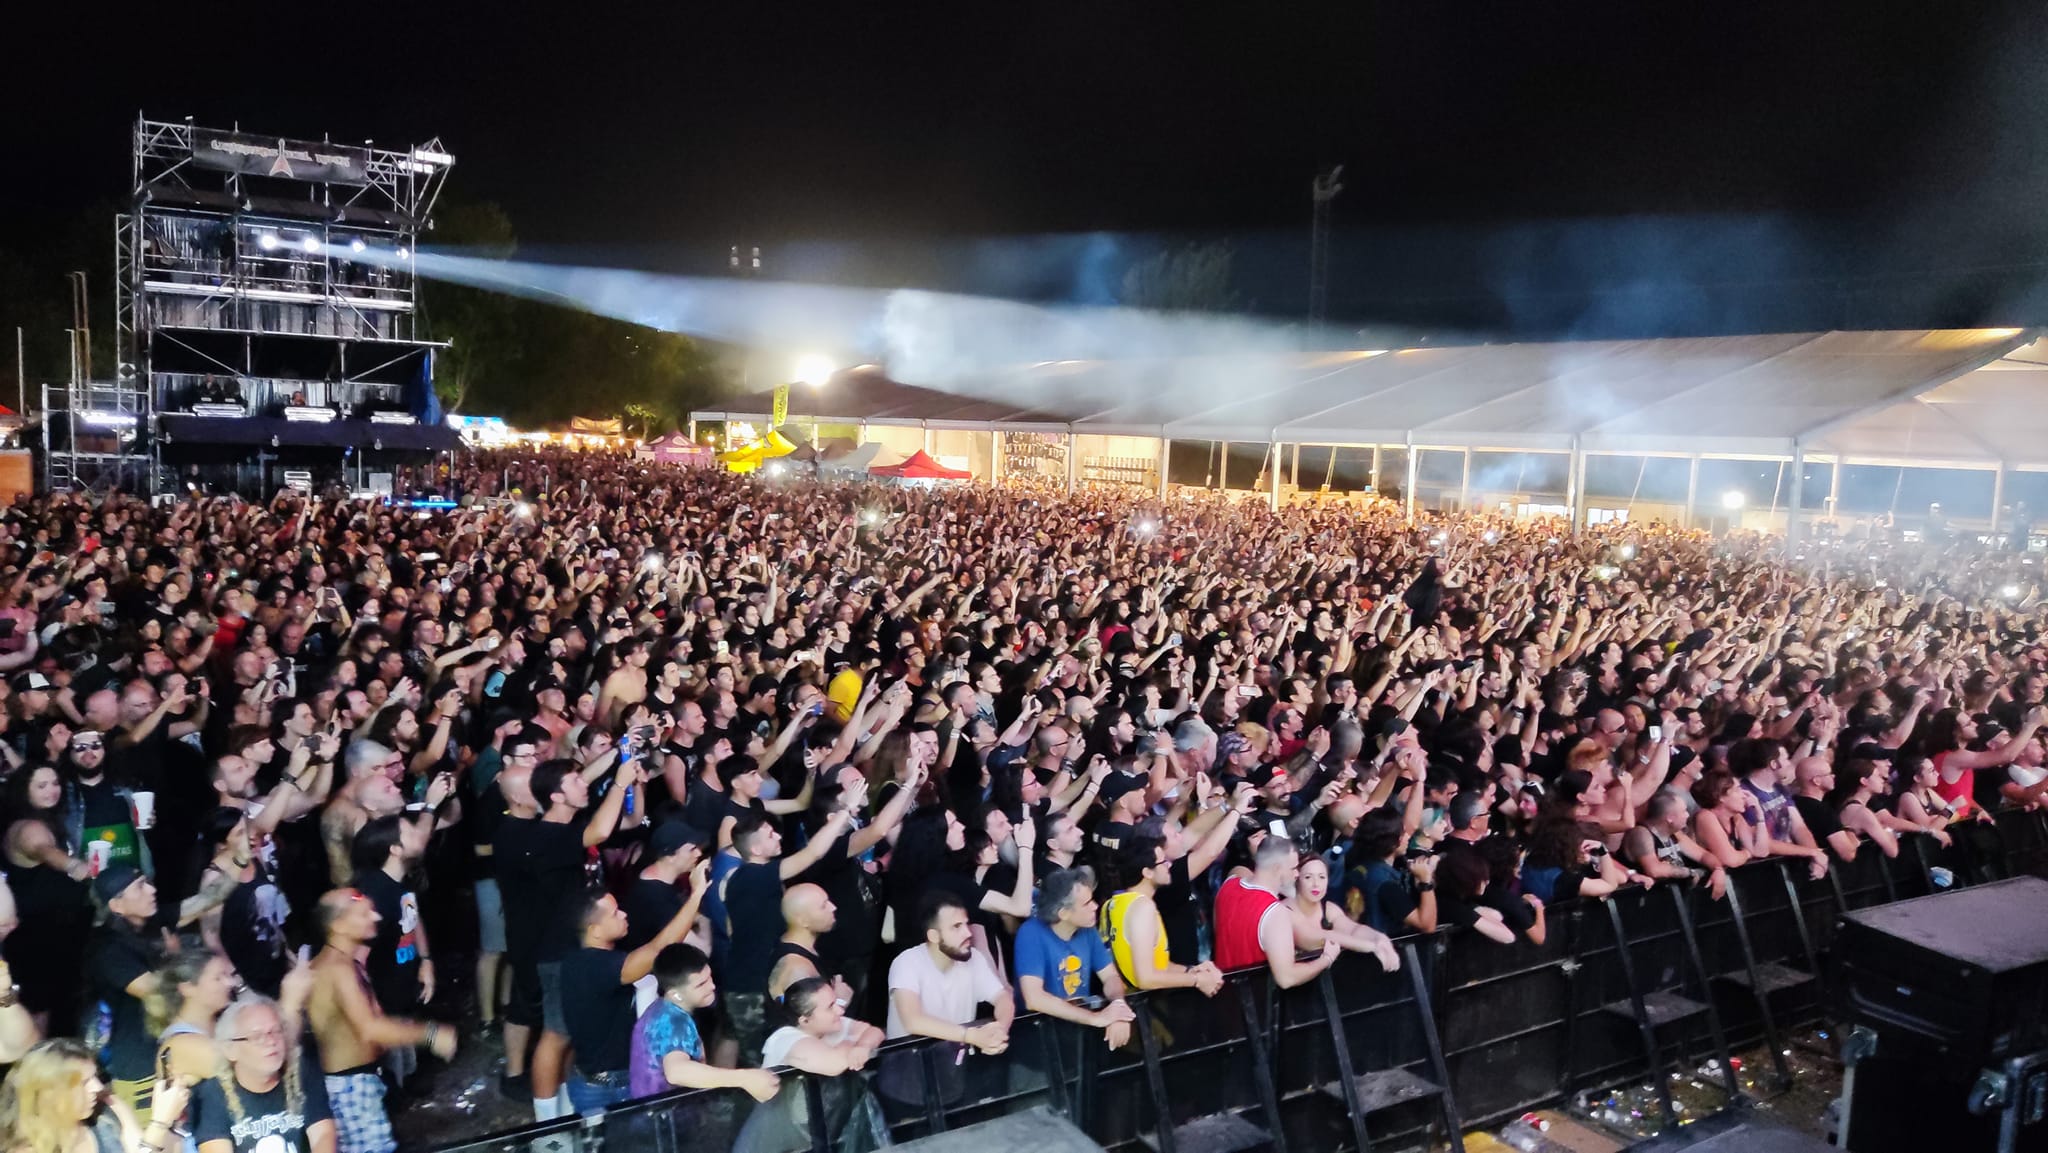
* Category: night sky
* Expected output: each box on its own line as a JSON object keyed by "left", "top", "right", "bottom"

{"left": 8, "top": 3, "right": 2048, "bottom": 335}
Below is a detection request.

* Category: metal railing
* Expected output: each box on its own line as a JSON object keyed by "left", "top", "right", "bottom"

{"left": 428, "top": 815, "right": 2048, "bottom": 1153}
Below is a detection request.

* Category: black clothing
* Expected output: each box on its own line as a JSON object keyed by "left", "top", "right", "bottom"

{"left": 494, "top": 815, "right": 592, "bottom": 964}
{"left": 87, "top": 918, "right": 161, "bottom": 1081}
{"left": 558, "top": 947, "right": 633, "bottom": 1074}
{"left": 620, "top": 876, "right": 685, "bottom": 954}
{"left": 189, "top": 1051, "right": 333, "bottom": 1153}
{"left": 723, "top": 861, "right": 785, "bottom": 995}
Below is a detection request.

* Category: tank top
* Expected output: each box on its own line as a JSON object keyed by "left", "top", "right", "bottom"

{"left": 1932, "top": 751, "right": 1975, "bottom": 814}
{"left": 1212, "top": 876, "right": 1281, "bottom": 972}
{"left": 1099, "top": 889, "right": 1166, "bottom": 988}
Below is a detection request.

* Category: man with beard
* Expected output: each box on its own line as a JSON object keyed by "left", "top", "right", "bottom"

{"left": 884, "top": 892, "right": 1014, "bottom": 1051}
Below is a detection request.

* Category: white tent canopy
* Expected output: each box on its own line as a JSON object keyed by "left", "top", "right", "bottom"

{"left": 695, "top": 328, "right": 2037, "bottom": 464}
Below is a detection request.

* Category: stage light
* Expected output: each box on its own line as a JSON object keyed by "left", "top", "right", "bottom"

{"left": 1721, "top": 491, "right": 1746, "bottom": 510}
{"left": 794, "top": 354, "right": 835, "bottom": 388}
{"left": 350, "top": 239, "right": 366, "bottom": 254}
{"left": 301, "top": 236, "right": 321, "bottom": 254}
{"left": 257, "top": 234, "right": 279, "bottom": 251}
{"left": 397, "top": 246, "right": 411, "bottom": 260}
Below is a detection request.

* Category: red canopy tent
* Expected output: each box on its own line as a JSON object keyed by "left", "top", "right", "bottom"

{"left": 870, "top": 449, "right": 972, "bottom": 480}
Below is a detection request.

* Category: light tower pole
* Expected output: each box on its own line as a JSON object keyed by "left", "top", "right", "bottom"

{"left": 1308, "top": 166, "right": 1344, "bottom": 323}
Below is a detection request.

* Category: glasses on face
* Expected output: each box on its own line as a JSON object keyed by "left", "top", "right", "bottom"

{"left": 229, "top": 1028, "right": 285, "bottom": 1043}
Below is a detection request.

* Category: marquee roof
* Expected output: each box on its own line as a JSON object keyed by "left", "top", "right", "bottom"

{"left": 693, "top": 329, "right": 2042, "bottom": 465}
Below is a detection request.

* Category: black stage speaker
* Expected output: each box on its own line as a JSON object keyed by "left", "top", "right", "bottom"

{"left": 1833, "top": 876, "right": 2048, "bottom": 1152}
{"left": 891, "top": 1106, "right": 1106, "bottom": 1153}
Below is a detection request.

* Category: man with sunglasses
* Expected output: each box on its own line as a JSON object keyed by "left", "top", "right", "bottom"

{"left": 63, "top": 725, "right": 152, "bottom": 879}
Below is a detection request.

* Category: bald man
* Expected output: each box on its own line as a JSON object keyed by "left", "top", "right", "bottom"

{"left": 766, "top": 883, "right": 851, "bottom": 1006}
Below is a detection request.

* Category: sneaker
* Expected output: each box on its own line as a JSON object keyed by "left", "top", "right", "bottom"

{"left": 499, "top": 1072, "right": 530, "bottom": 1102}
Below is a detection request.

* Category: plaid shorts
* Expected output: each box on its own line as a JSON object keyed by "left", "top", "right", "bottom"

{"left": 325, "top": 1071, "right": 397, "bottom": 1153}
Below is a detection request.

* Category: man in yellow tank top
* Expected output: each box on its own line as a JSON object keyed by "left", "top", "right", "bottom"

{"left": 1099, "top": 841, "right": 1224, "bottom": 995}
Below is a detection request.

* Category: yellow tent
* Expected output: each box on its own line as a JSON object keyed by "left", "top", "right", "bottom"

{"left": 719, "top": 428, "right": 800, "bottom": 473}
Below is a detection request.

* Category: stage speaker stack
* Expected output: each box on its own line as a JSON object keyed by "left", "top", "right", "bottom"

{"left": 1832, "top": 876, "right": 2048, "bottom": 1152}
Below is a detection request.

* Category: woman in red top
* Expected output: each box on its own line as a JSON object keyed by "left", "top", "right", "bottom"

{"left": 1925, "top": 706, "right": 2044, "bottom": 818}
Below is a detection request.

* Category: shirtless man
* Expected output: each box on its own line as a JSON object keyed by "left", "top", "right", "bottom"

{"left": 306, "top": 889, "right": 457, "bottom": 1153}
{"left": 321, "top": 740, "right": 452, "bottom": 886}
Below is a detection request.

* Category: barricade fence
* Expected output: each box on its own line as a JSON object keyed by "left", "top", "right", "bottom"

{"left": 429, "top": 814, "right": 2048, "bottom": 1153}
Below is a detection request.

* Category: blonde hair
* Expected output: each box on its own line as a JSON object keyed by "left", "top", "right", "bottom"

{"left": 0, "top": 1039, "right": 96, "bottom": 1153}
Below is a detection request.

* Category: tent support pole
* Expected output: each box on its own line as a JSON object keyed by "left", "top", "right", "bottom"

{"left": 1404, "top": 435, "right": 1418, "bottom": 524}
{"left": 1685, "top": 454, "right": 1701, "bottom": 530}
{"left": 1270, "top": 439, "right": 1282, "bottom": 512}
{"left": 1788, "top": 442, "right": 1806, "bottom": 548}
{"left": 1157, "top": 437, "right": 1171, "bottom": 498}
{"left": 1460, "top": 447, "right": 1472, "bottom": 512}
{"left": 990, "top": 431, "right": 1003, "bottom": 487}
{"left": 1290, "top": 442, "right": 1301, "bottom": 488}
{"left": 1828, "top": 454, "right": 1843, "bottom": 523}
{"left": 1219, "top": 441, "right": 1229, "bottom": 491}
{"left": 923, "top": 425, "right": 933, "bottom": 454}
{"left": 1371, "top": 445, "right": 1382, "bottom": 497}
{"left": 1992, "top": 460, "right": 2009, "bottom": 540}
{"left": 1066, "top": 430, "right": 1078, "bottom": 493}
{"left": 1566, "top": 438, "right": 1584, "bottom": 537}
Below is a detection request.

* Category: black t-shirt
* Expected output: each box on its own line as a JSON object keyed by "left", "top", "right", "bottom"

{"left": 190, "top": 1050, "right": 333, "bottom": 1153}
{"left": 1794, "top": 795, "right": 1846, "bottom": 848}
{"left": 219, "top": 860, "right": 291, "bottom": 999}
{"left": 794, "top": 831, "right": 876, "bottom": 967}
{"left": 88, "top": 919, "right": 161, "bottom": 1080}
{"left": 494, "top": 816, "right": 593, "bottom": 963}
{"left": 723, "top": 861, "right": 785, "bottom": 995}
{"left": 679, "top": 777, "right": 727, "bottom": 841}
{"left": 1155, "top": 856, "right": 1201, "bottom": 968}
{"left": 351, "top": 868, "right": 423, "bottom": 1014}
{"left": 621, "top": 876, "right": 685, "bottom": 954}
{"left": 558, "top": 947, "right": 633, "bottom": 1074}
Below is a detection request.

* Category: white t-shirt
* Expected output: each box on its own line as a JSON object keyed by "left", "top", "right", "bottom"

{"left": 884, "top": 945, "right": 1006, "bottom": 1039}
{"left": 761, "top": 1019, "right": 857, "bottom": 1069}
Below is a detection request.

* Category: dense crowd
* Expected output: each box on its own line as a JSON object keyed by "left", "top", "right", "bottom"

{"left": 0, "top": 448, "right": 2044, "bottom": 1153}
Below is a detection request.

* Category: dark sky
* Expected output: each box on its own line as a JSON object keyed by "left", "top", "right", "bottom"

{"left": 8, "top": 3, "right": 2048, "bottom": 335}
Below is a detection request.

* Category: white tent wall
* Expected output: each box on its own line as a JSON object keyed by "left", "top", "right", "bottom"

{"left": 928, "top": 428, "right": 996, "bottom": 479}
{"left": 862, "top": 424, "right": 926, "bottom": 466}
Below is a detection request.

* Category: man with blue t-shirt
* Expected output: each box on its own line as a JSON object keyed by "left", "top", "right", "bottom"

{"left": 1011, "top": 867, "right": 1134, "bottom": 1050}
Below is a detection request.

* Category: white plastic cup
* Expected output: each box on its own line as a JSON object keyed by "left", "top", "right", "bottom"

{"left": 86, "top": 840, "right": 113, "bottom": 876}
{"left": 130, "top": 791, "right": 156, "bottom": 830}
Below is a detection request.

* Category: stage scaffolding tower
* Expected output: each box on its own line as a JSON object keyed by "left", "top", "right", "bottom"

{"left": 46, "top": 116, "right": 456, "bottom": 496}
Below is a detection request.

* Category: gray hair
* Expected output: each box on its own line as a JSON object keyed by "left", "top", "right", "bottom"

{"left": 343, "top": 739, "right": 392, "bottom": 779}
{"left": 214, "top": 993, "right": 283, "bottom": 1048}
{"left": 1035, "top": 866, "right": 1097, "bottom": 925}
{"left": 1172, "top": 717, "right": 1215, "bottom": 754}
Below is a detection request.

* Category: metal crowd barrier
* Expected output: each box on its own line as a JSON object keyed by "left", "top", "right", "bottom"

{"left": 427, "top": 812, "right": 2048, "bottom": 1153}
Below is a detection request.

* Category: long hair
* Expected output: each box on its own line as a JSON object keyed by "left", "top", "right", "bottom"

{"left": 0, "top": 1039, "right": 97, "bottom": 1153}
{"left": 212, "top": 996, "right": 303, "bottom": 1123}
{"left": 146, "top": 951, "right": 221, "bottom": 1038}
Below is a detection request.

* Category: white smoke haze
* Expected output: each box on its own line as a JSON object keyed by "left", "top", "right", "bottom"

{"left": 367, "top": 245, "right": 1369, "bottom": 416}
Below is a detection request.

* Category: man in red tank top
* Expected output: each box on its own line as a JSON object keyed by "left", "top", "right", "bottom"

{"left": 1212, "top": 837, "right": 1340, "bottom": 988}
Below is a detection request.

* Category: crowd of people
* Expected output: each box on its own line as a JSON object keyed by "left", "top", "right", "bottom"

{"left": 0, "top": 447, "right": 2041, "bottom": 1153}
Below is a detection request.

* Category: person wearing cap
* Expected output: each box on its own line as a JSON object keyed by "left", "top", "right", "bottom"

{"left": 85, "top": 864, "right": 166, "bottom": 1123}
{"left": 1088, "top": 769, "right": 1150, "bottom": 855}
{"left": 11, "top": 672, "right": 54, "bottom": 729}
{"left": 621, "top": 821, "right": 709, "bottom": 954}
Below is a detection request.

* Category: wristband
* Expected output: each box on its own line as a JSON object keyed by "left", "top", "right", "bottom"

{"left": 1413, "top": 881, "right": 1435, "bottom": 893}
